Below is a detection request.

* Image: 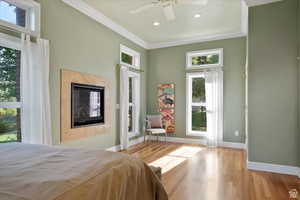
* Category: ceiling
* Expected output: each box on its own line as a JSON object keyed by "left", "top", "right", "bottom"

{"left": 83, "top": 0, "right": 246, "bottom": 46}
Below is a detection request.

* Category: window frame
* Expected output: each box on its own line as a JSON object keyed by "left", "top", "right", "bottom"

{"left": 0, "top": 32, "right": 22, "bottom": 142}
{"left": 120, "top": 44, "right": 140, "bottom": 69}
{"left": 186, "top": 48, "right": 223, "bottom": 69}
{"left": 0, "top": 0, "right": 40, "bottom": 36}
{"left": 127, "top": 71, "right": 140, "bottom": 138}
{"left": 186, "top": 72, "right": 207, "bottom": 137}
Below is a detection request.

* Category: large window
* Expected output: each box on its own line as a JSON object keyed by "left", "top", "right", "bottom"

{"left": 128, "top": 71, "right": 140, "bottom": 137}
{"left": 186, "top": 73, "right": 207, "bottom": 136}
{"left": 0, "top": 0, "right": 40, "bottom": 36}
{"left": 186, "top": 48, "right": 223, "bottom": 69}
{"left": 0, "top": 35, "right": 22, "bottom": 143}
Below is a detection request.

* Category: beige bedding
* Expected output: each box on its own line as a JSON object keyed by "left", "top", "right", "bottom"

{"left": 0, "top": 143, "right": 168, "bottom": 200}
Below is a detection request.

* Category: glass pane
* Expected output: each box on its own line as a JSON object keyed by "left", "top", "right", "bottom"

{"left": 128, "top": 105, "right": 133, "bottom": 132}
{"left": 191, "top": 106, "right": 207, "bottom": 132}
{"left": 121, "top": 52, "right": 133, "bottom": 65}
{"left": 0, "top": 0, "right": 26, "bottom": 27}
{"left": 0, "top": 46, "right": 21, "bottom": 102}
{"left": 0, "top": 108, "right": 21, "bottom": 143}
{"left": 129, "top": 77, "right": 133, "bottom": 103}
{"left": 192, "top": 77, "right": 205, "bottom": 103}
{"left": 192, "top": 54, "right": 219, "bottom": 65}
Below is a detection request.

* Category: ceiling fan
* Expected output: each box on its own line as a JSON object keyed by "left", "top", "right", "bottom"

{"left": 129, "top": 0, "right": 208, "bottom": 21}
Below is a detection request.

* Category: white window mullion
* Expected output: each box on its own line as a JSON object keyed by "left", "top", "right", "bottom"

{"left": 0, "top": 102, "right": 21, "bottom": 108}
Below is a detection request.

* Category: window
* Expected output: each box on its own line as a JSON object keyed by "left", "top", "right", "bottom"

{"left": 186, "top": 73, "right": 207, "bottom": 136}
{"left": 0, "top": 34, "right": 22, "bottom": 143}
{"left": 128, "top": 71, "right": 140, "bottom": 137}
{"left": 120, "top": 44, "right": 140, "bottom": 69}
{"left": 186, "top": 48, "right": 223, "bottom": 69}
{"left": 0, "top": 0, "right": 40, "bottom": 36}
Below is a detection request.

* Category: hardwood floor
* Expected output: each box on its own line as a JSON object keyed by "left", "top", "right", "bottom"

{"left": 122, "top": 142, "right": 300, "bottom": 200}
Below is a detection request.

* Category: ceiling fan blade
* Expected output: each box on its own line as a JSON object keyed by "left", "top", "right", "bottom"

{"left": 178, "top": 0, "right": 208, "bottom": 6}
{"left": 163, "top": 5, "right": 176, "bottom": 21}
{"left": 130, "top": 4, "right": 155, "bottom": 14}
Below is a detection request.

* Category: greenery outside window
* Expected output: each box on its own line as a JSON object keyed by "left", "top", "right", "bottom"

{"left": 186, "top": 48, "right": 223, "bottom": 69}
{"left": 0, "top": 36, "right": 22, "bottom": 143}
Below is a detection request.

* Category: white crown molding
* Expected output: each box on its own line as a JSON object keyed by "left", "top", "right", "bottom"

{"left": 61, "top": 0, "right": 148, "bottom": 49}
{"left": 243, "top": 0, "right": 282, "bottom": 7}
{"left": 147, "top": 32, "right": 247, "bottom": 49}
{"left": 61, "top": 0, "right": 248, "bottom": 50}
{"left": 247, "top": 161, "right": 300, "bottom": 177}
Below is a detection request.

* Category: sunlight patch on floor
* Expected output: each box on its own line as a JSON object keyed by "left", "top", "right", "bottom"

{"left": 150, "top": 146, "right": 203, "bottom": 174}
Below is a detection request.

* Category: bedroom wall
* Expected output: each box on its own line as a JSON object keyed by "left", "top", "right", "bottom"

{"left": 147, "top": 37, "right": 246, "bottom": 143}
{"left": 38, "top": 0, "right": 147, "bottom": 149}
{"left": 248, "top": 0, "right": 299, "bottom": 166}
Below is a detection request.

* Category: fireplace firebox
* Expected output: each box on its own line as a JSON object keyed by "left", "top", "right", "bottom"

{"left": 71, "top": 83, "right": 105, "bottom": 128}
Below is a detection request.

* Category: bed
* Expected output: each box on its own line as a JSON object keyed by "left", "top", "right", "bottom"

{"left": 0, "top": 143, "right": 168, "bottom": 200}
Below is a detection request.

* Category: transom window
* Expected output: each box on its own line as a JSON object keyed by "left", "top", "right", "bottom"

{"left": 186, "top": 73, "right": 207, "bottom": 136}
{"left": 0, "top": 0, "right": 40, "bottom": 36}
{"left": 0, "top": 35, "right": 22, "bottom": 143}
{"left": 120, "top": 44, "right": 140, "bottom": 69}
{"left": 186, "top": 48, "right": 223, "bottom": 69}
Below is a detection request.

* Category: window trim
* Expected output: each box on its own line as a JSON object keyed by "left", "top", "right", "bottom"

{"left": 186, "top": 48, "right": 223, "bottom": 69}
{"left": 120, "top": 44, "right": 140, "bottom": 69}
{"left": 186, "top": 72, "right": 207, "bottom": 137}
{"left": 127, "top": 71, "right": 140, "bottom": 138}
{"left": 0, "top": 0, "right": 40, "bottom": 36}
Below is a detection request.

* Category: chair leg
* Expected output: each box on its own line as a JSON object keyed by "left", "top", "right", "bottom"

{"left": 165, "top": 133, "right": 167, "bottom": 143}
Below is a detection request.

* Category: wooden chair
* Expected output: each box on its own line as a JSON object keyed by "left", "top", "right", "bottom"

{"left": 144, "top": 115, "right": 167, "bottom": 143}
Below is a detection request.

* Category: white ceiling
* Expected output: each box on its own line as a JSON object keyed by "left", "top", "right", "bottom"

{"left": 84, "top": 0, "right": 245, "bottom": 46}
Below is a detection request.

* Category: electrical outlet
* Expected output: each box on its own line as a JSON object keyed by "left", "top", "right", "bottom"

{"left": 235, "top": 131, "right": 239, "bottom": 136}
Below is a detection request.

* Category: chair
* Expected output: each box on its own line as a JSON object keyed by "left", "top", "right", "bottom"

{"left": 144, "top": 115, "right": 167, "bottom": 143}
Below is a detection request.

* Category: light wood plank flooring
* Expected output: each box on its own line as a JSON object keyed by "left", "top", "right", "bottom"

{"left": 122, "top": 142, "right": 300, "bottom": 200}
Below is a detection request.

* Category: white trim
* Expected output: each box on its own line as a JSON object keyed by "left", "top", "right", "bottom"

{"left": 0, "top": 0, "right": 40, "bottom": 36}
{"left": 247, "top": 161, "right": 300, "bottom": 177}
{"left": 148, "top": 32, "right": 246, "bottom": 49}
{"left": 120, "top": 44, "right": 140, "bottom": 69}
{"left": 241, "top": 0, "right": 248, "bottom": 35}
{"left": 186, "top": 48, "right": 224, "bottom": 69}
{"left": 127, "top": 70, "right": 140, "bottom": 138}
{"left": 0, "top": 102, "right": 21, "bottom": 108}
{"left": 105, "top": 136, "right": 144, "bottom": 152}
{"left": 61, "top": 0, "right": 148, "bottom": 49}
{"left": 152, "top": 136, "right": 208, "bottom": 146}
{"left": 218, "top": 141, "right": 246, "bottom": 149}
{"left": 0, "top": 32, "right": 21, "bottom": 50}
{"left": 243, "top": 0, "right": 282, "bottom": 7}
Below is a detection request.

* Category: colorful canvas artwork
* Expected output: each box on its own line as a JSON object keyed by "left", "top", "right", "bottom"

{"left": 158, "top": 84, "right": 175, "bottom": 108}
{"left": 158, "top": 84, "right": 175, "bottom": 134}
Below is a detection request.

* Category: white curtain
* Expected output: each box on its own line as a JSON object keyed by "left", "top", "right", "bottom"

{"left": 120, "top": 66, "right": 129, "bottom": 150}
{"left": 205, "top": 69, "right": 223, "bottom": 147}
{"left": 21, "top": 34, "right": 52, "bottom": 145}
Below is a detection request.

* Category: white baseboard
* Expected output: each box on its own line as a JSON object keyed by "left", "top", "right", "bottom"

{"left": 247, "top": 161, "right": 300, "bottom": 177}
{"left": 106, "top": 136, "right": 144, "bottom": 152}
{"left": 218, "top": 141, "right": 246, "bottom": 149}
{"left": 151, "top": 136, "right": 208, "bottom": 146}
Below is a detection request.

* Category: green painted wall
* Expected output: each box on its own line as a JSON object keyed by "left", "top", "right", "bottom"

{"left": 39, "top": 0, "right": 147, "bottom": 149}
{"left": 248, "top": 0, "right": 299, "bottom": 166}
{"left": 147, "top": 37, "right": 246, "bottom": 143}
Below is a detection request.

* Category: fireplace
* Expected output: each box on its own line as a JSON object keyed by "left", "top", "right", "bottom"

{"left": 71, "top": 83, "right": 105, "bottom": 128}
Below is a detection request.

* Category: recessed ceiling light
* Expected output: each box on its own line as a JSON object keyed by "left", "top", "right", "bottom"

{"left": 194, "top": 13, "right": 201, "bottom": 18}
{"left": 153, "top": 21, "right": 160, "bottom": 26}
